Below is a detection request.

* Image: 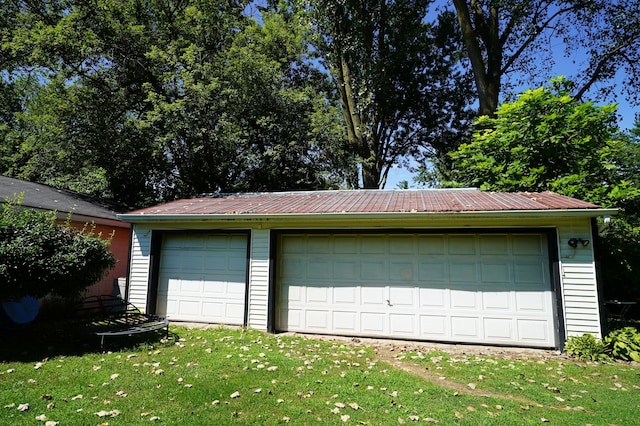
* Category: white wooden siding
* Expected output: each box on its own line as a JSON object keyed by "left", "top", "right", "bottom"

{"left": 128, "top": 224, "right": 153, "bottom": 311}
{"left": 247, "top": 229, "right": 271, "bottom": 330}
{"left": 557, "top": 222, "right": 602, "bottom": 338}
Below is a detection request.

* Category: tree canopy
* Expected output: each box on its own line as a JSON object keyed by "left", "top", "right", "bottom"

{"left": 449, "top": 0, "right": 640, "bottom": 117}
{"left": 447, "top": 78, "right": 640, "bottom": 301}
{"left": 300, "top": 0, "right": 475, "bottom": 188}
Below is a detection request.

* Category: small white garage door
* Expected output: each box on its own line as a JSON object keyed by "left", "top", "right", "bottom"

{"left": 156, "top": 233, "right": 248, "bottom": 324}
{"left": 276, "top": 233, "right": 557, "bottom": 347}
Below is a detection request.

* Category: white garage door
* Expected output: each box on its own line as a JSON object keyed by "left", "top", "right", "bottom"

{"left": 157, "top": 233, "right": 248, "bottom": 324}
{"left": 276, "top": 233, "right": 557, "bottom": 347}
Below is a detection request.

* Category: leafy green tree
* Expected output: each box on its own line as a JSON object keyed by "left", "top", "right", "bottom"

{"left": 450, "top": 0, "right": 640, "bottom": 116}
{"left": 448, "top": 78, "right": 640, "bottom": 303}
{"left": 0, "top": 198, "right": 115, "bottom": 300}
{"left": 299, "top": 0, "right": 475, "bottom": 188}
{"left": 1, "top": 0, "right": 345, "bottom": 207}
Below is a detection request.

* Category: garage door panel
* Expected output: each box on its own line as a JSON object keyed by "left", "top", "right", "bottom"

{"left": 389, "top": 287, "right": 416, "bottom": 306}
{"left": 334, "top": 286, "right": 357, "bottom": 304}
{"left": 448, "top": 236, "right": 476, "bottom": 254}
{"left": 449, "top": 263, "right": 477, "bottom": 282}
{"left": 390, "top": 313, "right": 417, "bottom": 335}
{"left": 451, "top": 316, "right": 480, "bottom": 338}
{"left": 306, "top": 310, "right": 329, "bottom": 329}
{"left": 481, "top": 262, "right": 511, "bottom": 283}
{"left": 419, "top": 262, "right": 447, "bottom": 281}
{"left": 419, "top": 287, "right": 447, "bottom": 308}
{"left": 390, "top": 261, "right": 414, "bottom": 280}
{"left": 517, "top": 319, "right": 550, "bottom": 342}
{"left": 307, "top": 286, "right": 330, "bottom": 303}
{"left": 450, "top": 289, "right": 479, "bottom": 309}
{"left": 420, "top": 315, "right": 448, "bottom": 336}
{"left": 277, "top": 233, "right": 556, "bottom": 347}
{"left": 334, "top": 261, "right": 358, "bottom": 279}
{"left": 516, "top": 291, "right": 548, "bottom": 312}
{"left": 513, "top": 235, "right": 544, "bottom": 254}
{"left": 479, "top": 235, "right": 509, "bottom": 254}
{"left": 361, "top": 312, "right": 385, "bottom": 333}
{"left": 334, "top": 311, "right": 357, "bottom": 332}
{"left": 361, "top": 261, "right": 386, "bottom": 280}
{"left": 482, "top": 291, "right": 513, "bottom": 311}
{"left": 361, "top": 286, "right": 386, "bottom": 305}
{"left": 484, "top": 318, "right": 514, "bottom": 340}
{"left": 157, "top": 234, "right": 247, "bottom": 324}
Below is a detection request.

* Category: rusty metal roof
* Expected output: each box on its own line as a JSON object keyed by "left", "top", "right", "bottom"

{"left": 120, "top": 189, "right": 604, "bottom": 218}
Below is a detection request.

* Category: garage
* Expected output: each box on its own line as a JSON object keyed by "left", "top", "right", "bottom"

{"left": 275, "top": 232, "right": 558, "bottom": 347}
{"left": 156, "top": 233, "right": 248, "bottom": 324}
{"left": 121, "top": 189, "right": 612, "bottom": 349}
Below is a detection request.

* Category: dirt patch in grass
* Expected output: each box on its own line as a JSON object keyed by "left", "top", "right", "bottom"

{"left": 282, "top": 332, "right": 574, "bottom": 408}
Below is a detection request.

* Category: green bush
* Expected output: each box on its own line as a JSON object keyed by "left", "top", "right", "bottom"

{"left": 564, "top": 333, "right": 610, "bottom": 361}
{"left": 0, "top": 197, "right": 116, "bottom": 300}
{"left": 605, "top": 327, "right": 640, "bottom": 362}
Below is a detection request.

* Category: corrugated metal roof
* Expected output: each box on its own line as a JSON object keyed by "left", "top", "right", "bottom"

{"left": 121, "top": 189, "right": 602, "bottom": 217}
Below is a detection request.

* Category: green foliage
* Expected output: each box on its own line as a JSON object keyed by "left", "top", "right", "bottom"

{"left": 447, "top": 79, "right": 640, "bottom": 302}
{"left": 605, "top": 327, "right": 640, "bottom": 362}
{"left": 564, "top": 334, "right": 610, "bottom": 362}
{"left": 448, "top": 78, "right": 634, "bottom": 205}
{"left": 0, "top": 197, "right": 115, "bottom": 300}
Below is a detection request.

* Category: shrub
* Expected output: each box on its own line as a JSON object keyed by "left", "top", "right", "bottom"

{"left": 564, "top": 333, "right": 609, "bottom": 361}
{"left": 0, "top": 197, "right": 115, "bottom": 300}
{"left": 605, "top": 327, "right": 640, "bottom": 362}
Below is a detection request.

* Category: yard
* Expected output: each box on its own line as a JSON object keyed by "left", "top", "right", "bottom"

{"left": 1, "top": 325, "right": 638, "bottom": 425}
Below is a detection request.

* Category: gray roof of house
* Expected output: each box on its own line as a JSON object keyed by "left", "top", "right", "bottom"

{"left": 0, "top": 175, "right": 121, "bottom": 220}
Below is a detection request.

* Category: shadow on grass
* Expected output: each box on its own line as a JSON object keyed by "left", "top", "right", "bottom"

{"left": 0, "top": 317, "right": 178, "bottom": 363}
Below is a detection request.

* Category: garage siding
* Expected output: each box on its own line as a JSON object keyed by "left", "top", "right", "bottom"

{"left": 128, "top": 224, "right": 152, "bottom": 311}
{"left": 557, "top": 224, "right": 602, "bottom": 338}
{"left": 247, "top": 229, "right": 270, "bottom": 330}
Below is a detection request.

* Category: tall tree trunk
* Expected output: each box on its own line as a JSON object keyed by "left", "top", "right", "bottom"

{"left": 452, "top": 0, "right": 500, "bottom": 117}
{"left": 334, "top": 51, "right": 381, "bottom": 188}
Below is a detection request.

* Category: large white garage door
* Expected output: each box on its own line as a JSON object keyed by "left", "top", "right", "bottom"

{"left": 157, "top": 233, "right": 248, "bottom": 324}
{"left": 276, "top": 233, "right": 557, "bottom": 347}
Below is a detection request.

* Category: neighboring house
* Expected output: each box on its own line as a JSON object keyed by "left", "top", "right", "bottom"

{"left": 0, "top": 175, "right": 131, "bottom": 297}
{"left": 118, "top": 189, "right": 615, "bottom": 349}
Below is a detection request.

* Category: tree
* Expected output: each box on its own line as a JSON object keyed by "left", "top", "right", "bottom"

{"left": 448, "top": 78, "right": 640, "bottom": 302}
{"left": 450, "top": 0, "right": 640, "bottom": 117}
{"left": 300, "top": 0, "right": 475, "bottom": 188}
{"left": 0, "top": 198, "right": 115, "bottom": 300}
{"left": 1, "top": 0, "right": 346, "bottom": 207}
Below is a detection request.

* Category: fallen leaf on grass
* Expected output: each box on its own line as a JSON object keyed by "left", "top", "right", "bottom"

{"left": 424, "top": 418, "right": 439, "bottom": 424}
{"left": 331, "top": 407, "right": 340, "bottom": 414}
{"left": 348, "top": 402, "right": 360, "bottom": 410}
{"left": 467, "top": 383, "right": 476, "bottom": 390}
{"left": 541, "top": 418, "right": 550, "bottom": 423}
{"left": 45, "top": 421, "right": 59, "bottom": 426}
{"left": 71, "top": 394, "right": 83, "bottom": 400}
{"left": 35, "top": 414, "right": 47, "bottom": 421}
{"left": 95, "top": 409, "right": 121, "bottom": 417}
{"left": 454, "top": 411, "right": 463, "bottom": 419}
{"left": 335, "top": 402, "right": 346, "bottom": 408}
{"left": 282, "top": 416, "right": 290, "bottom": 423}
{"left": 466, "top": 406, "right": 476, "bottom": 412}
{"left": 18, "top": 403, "right": 29, "bottom": 412}
{"left": 110, "top": 373, "right": 119, "bottom": 380}
{"left": 341, "top": 414, "right": 350, "bottom": 422}
{"left": 230, "top": 391, "right": 240, "bottom": 398}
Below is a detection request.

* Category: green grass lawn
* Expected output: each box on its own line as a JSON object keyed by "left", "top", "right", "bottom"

{"left": 1, "top": 326, "right": 638, "bottom": 425}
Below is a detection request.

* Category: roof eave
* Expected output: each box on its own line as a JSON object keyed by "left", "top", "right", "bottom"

{"left": 117, "top": 208, "right": 617, "bottom": 224}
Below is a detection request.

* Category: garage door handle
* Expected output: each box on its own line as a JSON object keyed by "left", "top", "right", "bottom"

{"left": 386, "top": 299, "right": 391, "bottom": 306}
